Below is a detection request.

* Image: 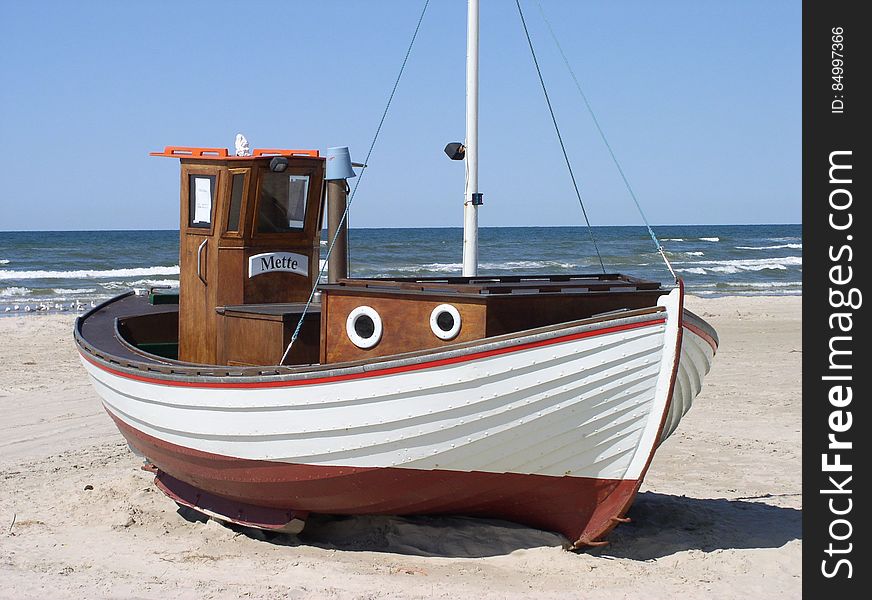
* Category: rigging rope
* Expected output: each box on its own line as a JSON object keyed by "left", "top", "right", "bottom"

{"left": 280, "top": 0, "right": 431, "bottom": 365}
{"left": 515, "top": 0, "right": 606, "bottom": 275}
{"left": 533, "top": 0, "right": 677, "bottom": 282}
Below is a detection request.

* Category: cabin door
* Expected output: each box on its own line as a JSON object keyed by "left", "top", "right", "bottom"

{"left": 178, "top": 166, "right": 223, "bottom": 364}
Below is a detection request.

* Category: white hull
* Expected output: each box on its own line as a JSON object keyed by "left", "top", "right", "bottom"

{"left": 80, "top": 288, "right": 712, "bottom": 484}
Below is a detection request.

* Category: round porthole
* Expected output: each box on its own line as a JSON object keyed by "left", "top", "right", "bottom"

{"left": 430, "top": 304, "right": 462, "bottom": 340}
{"left": 346, "top": 306, "right": 383, "bottom": 349}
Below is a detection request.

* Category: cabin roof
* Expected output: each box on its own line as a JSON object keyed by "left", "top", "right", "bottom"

{"left": 319, "top": 274, "right": 662, "bottom": 299}
{"left": 150, "top": 146, "right": 322, "bottom": 160}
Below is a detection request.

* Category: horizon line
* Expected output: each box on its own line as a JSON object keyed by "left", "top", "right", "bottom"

{"left": 1, "top": 223, "right": 802, "bottom": 234}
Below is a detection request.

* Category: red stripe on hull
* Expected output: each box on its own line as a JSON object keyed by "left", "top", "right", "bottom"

{"left": 81, "top": 317, "right": 665, "bottom": 390}
{"left": 109, "top": 413, "right": 640, "bottom": 547}
{"left": 684, "top": 322, "right": 718, "bottom": 353}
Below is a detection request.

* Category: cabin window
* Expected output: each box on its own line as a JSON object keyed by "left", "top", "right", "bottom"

{"left": 226, "top": 173, "right": 246, "bottom": 232}
{"left": 430, "top": 304, "right": 462, "bottom": 340}
{"left": 188, "top": 175, "right": 216, "bottom": 228}
{"left": 257, "top": 173, "right": 310, "bottom": 233}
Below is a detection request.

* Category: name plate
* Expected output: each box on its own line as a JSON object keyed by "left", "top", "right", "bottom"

{"left": 248, "top": 252, "right": 308, "bottom": 278}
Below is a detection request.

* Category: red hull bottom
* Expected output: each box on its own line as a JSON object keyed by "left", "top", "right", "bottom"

{"left": 112, "top": 414, "right": 641, "bottom": 548}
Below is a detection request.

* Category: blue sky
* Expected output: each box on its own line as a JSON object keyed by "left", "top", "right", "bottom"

{"left": 0, "top": 0, "right": 800, "bottom": 230}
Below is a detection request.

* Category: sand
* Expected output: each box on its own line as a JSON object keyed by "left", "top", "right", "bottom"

{"left": 0, "top": 295, "right": 801, "bottom": 599}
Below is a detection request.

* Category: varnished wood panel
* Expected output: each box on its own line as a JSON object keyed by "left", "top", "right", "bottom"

{"left": 242, "top": 245, "right": 321, "bottom": 304}
{"left": 176, "top": 155, "right": 325, "bottom": 366}
{"left": 215, "top": 246, "right": 245, "bottom": 307}
{"left": 220, "top": 314, "right": 283, "bottom": 366}
{"left": 218, "top": 311, "right": 320, "bottom": 366}
{"left": 117, "top": 311, "right": 179, "bottom": 345}
{"left": 178, "top": 164, "right": 225, "bottom": 364}
{"left": 323, "top": 293, "right": 487, "bottom": 363}
{"left": 321, "top": 286, "right": 663, "bottom": 364}
{"left": 484, "top": 291, "right": 663, "bottom": 337}
{"left": 281, "top": 311, "right": 321, "bottom": 366}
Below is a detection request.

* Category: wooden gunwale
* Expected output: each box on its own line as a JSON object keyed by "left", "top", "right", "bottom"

{"left": 76, "top": 291, "right": 668, "bottom": 382}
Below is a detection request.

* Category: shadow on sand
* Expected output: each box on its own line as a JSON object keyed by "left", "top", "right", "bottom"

{"left": 177, "top": 491, "right": 801, "bottom": 560}
{"left": 598, "top": 491, "right": 802, "bottom": 560}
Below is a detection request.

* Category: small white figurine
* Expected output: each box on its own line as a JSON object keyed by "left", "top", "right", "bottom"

{"left": 235, "top": 133, "right": 252, "bottom": 157}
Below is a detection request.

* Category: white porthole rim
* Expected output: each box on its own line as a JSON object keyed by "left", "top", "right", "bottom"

{"left": 430, "top": 304, "right": 462, "bottom": 340}
{"left": 346, "top": 306, "right": 383, "bottom": 349}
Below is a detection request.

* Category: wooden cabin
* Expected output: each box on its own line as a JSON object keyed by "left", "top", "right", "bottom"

{"left": 151, "top": 146, "right": 326, "bottom": 366}
{"left": 144, "top": 145, "right": 664, "bottom": 369}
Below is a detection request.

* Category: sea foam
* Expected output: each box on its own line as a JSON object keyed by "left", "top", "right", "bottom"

{"left": 0, "top": 265, "right": 180, "bottom": 281}
{"left": 102, "top": 278, "right": 180, "bottom": 290}
{"left": 736, "top": 244, "right": 802, "bottom": 250}
{"left": 0, "top": 286, "right": 31, "bottom": 297}
{"left": 51, "top": 288, "right": 98, "bottom": 295}
{"left": 677, "top": 256, "right": 802, "bottom": 275}
{"left": 723, "top": 281, "right": 802, "bottom": 288}
{"left": 392, "top": 260, "right": 579, "bottom": 274}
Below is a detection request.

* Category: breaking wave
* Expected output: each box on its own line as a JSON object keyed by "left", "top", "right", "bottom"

{"left": 391, "top": 262, "right": 460, "bottom": 273}
{"left": 0, "top": 265, "right": 180, "bottom": 281}
{"left": 699, "top": 237, "right": 720, "bottom": 242}
{"left": 101, "top": 278, "right": 180, "bottom": 290}
{"left": 0, "top": 259, "right": 9, "bottom": 265}
{"left": 677, "top": 256, "right": 802, "bottom": 275}
{"left": 723, "top": 281, "right": 802, "bottom": 288}
{"left": 482, "top": 260, "right": 578, "bottom": 270}
{"left": 391, "top": 260, "right": 579, "bottom": 274}
{"left": 0, "top": 286, "right": 31, "bottom": 297}
{"left": 736, "top": 243, "right": 802, "bottom": 250}
{"left": 51, "top": 288, "right": 98, "bottom": 295}
{"left": 694, "top": 289, "right": 799, "bottom": 296}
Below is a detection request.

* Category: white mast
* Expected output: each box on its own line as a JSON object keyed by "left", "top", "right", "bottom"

{"left": 462, "top": 0, "right": 480, "bottom": 277}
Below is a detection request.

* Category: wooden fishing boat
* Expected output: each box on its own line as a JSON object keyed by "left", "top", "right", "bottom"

{"left": 74, "top": 2, "right": 717, "bottom": 549}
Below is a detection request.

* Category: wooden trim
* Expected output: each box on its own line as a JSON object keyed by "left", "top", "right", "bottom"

{"left": 222, "top": 168, "right": 251, "bottom": 238}
{"left": 336, "top": 273, "right": 660, "bottom": 288}
{"left": 319, "top": 290, "right": 330, "bottom": 365}
{"left": 323, "top": 273, "right": 662, "bottom": 295}
{"left": 319, "top": 284, "right": 659, "bottom": 303}
{"left": 684, "top": 322, "right": 718, "bottom": 353}
{"left": 180, "top": 165, "right": 224, "bottom": 236}
{"left": 250, "top": 164, "right": 325, "bottom": 242}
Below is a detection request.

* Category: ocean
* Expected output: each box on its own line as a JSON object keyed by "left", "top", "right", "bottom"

{"left": 1, "top": 224, "right": 801, "bottom": 315}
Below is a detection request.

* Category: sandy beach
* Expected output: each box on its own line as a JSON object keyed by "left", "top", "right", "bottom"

{"left": 0, "top": 295, "right": 801, "bottom": 599}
